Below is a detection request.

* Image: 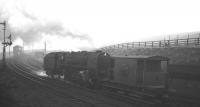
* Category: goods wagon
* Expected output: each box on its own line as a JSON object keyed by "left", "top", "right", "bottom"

{"left": 103, "top": 55, "right": 169, "bottom": 92}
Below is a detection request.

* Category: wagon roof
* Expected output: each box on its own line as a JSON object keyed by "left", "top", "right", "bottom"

{"left": 112, "top": 55, "right": 169, "bottom": 61}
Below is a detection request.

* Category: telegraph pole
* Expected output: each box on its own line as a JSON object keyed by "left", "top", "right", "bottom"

{"left": 8, "top": 34, "right": 12, "bottom": 57}
{"left": 0, "top": 21, "right": 6, "bottom": 68}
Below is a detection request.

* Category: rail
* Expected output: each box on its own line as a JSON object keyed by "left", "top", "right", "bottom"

{"left": 101, "top": 37, "right": 200, "bottom": 50}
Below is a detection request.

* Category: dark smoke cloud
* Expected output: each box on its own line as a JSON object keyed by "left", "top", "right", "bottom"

{"left": 0, "top": 2, "right": 92, "bottom": 45}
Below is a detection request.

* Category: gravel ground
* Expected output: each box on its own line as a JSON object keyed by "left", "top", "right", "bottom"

{"left": 0, "top": 64, "right": 86, "bottom": 107}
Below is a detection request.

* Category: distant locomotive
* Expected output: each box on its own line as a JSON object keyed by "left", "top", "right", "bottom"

{"left": 13, "top": 45, "right": 23, "bottom": 56}
{"left": 43, "top": 51, "right": 169, "bottom": 91}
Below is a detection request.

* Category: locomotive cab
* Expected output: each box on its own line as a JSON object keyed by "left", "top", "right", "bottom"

{"left": 43, "top": 52, "right": 65, "bottom": 78}
{"left": 87, "top": 51, "right": 114, "bottom": 85}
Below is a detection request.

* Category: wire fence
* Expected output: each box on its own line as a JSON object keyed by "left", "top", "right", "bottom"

{"left": 101, "top": 37, "right": 200, "bottom": 51}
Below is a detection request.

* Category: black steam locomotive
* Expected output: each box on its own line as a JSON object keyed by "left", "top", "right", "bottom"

{"left": 43, "top": 51, "right": 113, "bottom": 86}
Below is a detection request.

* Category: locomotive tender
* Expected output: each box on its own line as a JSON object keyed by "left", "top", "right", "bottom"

{"left": 43, "top": 51, "right": 169, "bottom": 91}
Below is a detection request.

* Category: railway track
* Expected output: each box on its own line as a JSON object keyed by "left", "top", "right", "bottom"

{"left": 55, "top": 76, "right": 162, "bottom": 106}
{"left": 12, "top": 56, "right": 200, "bottom": 107}
{"left": 20, "top": 57, "right": 162, "bottom": 106}
{"left": 7, "top": 59, "right": 93, "bottom": 107}
{"left": 7, "top": 58, "right": 141, "bottom": 107}
{"left": 166, "top": 92, "right": 200, "bottom": 107}
{"left": 19, "top": 59, "right": 161, "bottom": 105}
{"left": 10, "top": 57, "right": 200, "bottom": 107}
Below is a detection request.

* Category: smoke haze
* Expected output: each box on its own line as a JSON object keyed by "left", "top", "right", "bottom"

{"left": 0, "top": 0, "right": 93, "bottom": 50}
{"left": 1, "top": 0, "right": 200, "bottom": 51}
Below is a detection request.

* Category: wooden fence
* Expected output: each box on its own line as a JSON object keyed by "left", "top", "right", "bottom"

{"left": 101, "top": 37, "right": 200, "bottom": 50}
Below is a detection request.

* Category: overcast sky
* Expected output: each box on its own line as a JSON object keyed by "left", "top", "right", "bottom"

{"left": 0, "top": 0, "right": 200, "bottom": 51}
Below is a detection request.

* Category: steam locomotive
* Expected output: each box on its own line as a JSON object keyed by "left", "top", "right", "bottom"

{"left": 44, "top": 51, "right": 113, "bottom": 86}
{"left": 43, "top": 51, "right": 169, "bottom": 91}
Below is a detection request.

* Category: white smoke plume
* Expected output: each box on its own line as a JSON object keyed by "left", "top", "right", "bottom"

{"left": 0, "top": 0, "right": 92, "bottom": 47}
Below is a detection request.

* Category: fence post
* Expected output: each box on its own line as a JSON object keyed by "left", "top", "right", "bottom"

{"left": 176, "top": 39, "right": 178, "bottom": 46}
{"left": 187, "top": 34, "right": 189, "bottom": 46}
{"left": 168, "top": 36, "right": 170, "bottom": 47}
{"left": 152, "top": 41, "right": 153, "bottom": 47}
{"left": 198, "top": 34, "right": 200, "bottom": 45}
{"left": 168, "top": 40, "right": 170, "bottom": 47}
{"left": 164, "top": 38, "right": 166, "bottom": 47}
{"left": 176, "top": 35, "right": 179, "bottom": 46}
{"left": 159, "top": 41, "right": 161, "bottom": 47}
{"left": 127, "top": 43, "right": 129, "bottom": 49}
{"left": 145, "top": 42, "right": 146, "bottom": 47}
{"left": 139, "top": 42, "right": 140, "bottom": 47}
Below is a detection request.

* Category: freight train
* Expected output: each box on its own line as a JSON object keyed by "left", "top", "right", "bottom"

{"left": 43, "top": 51, "right": 169, "bottom": 91}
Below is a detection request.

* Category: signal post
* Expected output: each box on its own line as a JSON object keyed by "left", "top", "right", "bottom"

{"left": 0, "top": 21, "right": 12, "bottom": 69}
